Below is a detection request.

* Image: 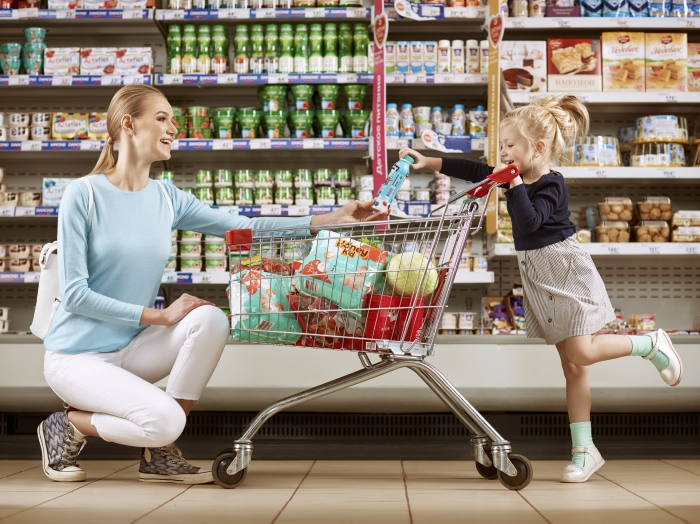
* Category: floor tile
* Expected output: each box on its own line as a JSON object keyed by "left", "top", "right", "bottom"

{"left": 630, "top": 491, "right": 700, "bottom": 524}
{"left": 275, "top": 494, "right": 410, "bottom": 524}
{"left": 661, "top": 460, "right": 700, "bottom": 477}
{"left": 306, "top": 460, "right": 403, "bottom": 479}
{"left": 0, "top": 492, "right": 66, "bottom": 520}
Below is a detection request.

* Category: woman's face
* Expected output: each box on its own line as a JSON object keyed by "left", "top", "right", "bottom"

{"left": 129, "top": 95, "right": 177, "bottom": 163}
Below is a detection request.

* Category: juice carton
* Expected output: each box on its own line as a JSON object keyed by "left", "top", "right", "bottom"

{"left": 500, "top": 40, "right": 547, "bottom": 92}
{"left": 43, "top": 48, "right": 80, "bottom": 76}
{"left": 547, "top": 38, "right": 602, "bottom": 92}
{"left": 372, "top": 156, "right": 414, "bottom": 213}
{"left": 80, "top": 48, "right": 118, "bottom": 75}
{"left": 115, "top": 48, "right": 153, "bottom": 75}
{"left": 602, "top": 32, "right": 645, "bottom": 92}
{"left": 688, "top": 43, "right": 700, "bottom": 92}
{"left": 645, "top": 33, "right": 687, "bottom": 92}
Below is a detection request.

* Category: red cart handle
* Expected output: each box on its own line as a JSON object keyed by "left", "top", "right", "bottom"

{"left": 226, "top": 229, "right": 253, "bottom": 251}
{"left": 466, "top": 165, "right": 520, "bottom": 199}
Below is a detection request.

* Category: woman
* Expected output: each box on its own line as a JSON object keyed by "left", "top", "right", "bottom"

{"left": 38, "top": 85, "right": 387, "bottom": 485}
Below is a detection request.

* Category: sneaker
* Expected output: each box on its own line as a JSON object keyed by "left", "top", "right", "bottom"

{"left": 138, "top": 444, "right": 213, "bottom": 485}
{"left": 560, "top": 444, "right": 605, "bottom": 483}
{"left": 37, "top": 412, "right": 87, "bottom": 482}
{"left": 647, "top": 329, "right": 683, "bottom": 387}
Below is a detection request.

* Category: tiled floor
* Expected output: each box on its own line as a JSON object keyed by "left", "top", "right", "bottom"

{"left": 0, "top": 459, "right": 698, "bottom": 523}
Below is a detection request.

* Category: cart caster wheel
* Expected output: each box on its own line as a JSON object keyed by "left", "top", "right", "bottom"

{"left": 497, "top": 454, "right": 533, "bottom": 491}
{"left": 212, "top": 449, "right": 248, "bottom": 489}
{"left": 475, "top": 451, "right": 498, "bottom": 480}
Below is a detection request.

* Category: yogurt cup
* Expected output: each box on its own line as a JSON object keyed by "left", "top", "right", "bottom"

{"left": 30, "top": 126, "right": 51, "bottom": 140}
{"left": 170, "top": 241, "right": 178, "bottom": 255}
{"left": 359, "top": 175, "right": 374, "bottom": 190}
{"left": 179, "top": 256, "right": 202, "bottom": 272}
{"left": 9, "top": 113, "right": 29, "bottom": 127}
{"left": 415, "top": 189, "right": 431, "bottom": 201}
{"left": 20, "top": 192, "right": 42, "bottom": 207}
{"left": 0, "top": 259, "right": 4, "bottom": 272}
{"left": 8, "top": 244, "right": 31, "bottom": 259}
{"left": 180, "top": 230, "right": 203, "bottom": 243}
{"left": 0, "top": 113, "right": 6, "bottom": 127}
{"left": 32, "top": 259, "right": 41, "bottom": 272}
{"left": 434, "top": 173, "right": 451, "bottom": 190}
{"left": 31, "top": 244, "right": 43, "bottom": 259}
{"left": 0, "top": 127, "right": 8, "bottom": 141}
{"left": 0, "top": 245, "right": 6, "bottom": 257}
{"left": 204, "top": 240, "right": 226, "bottom": 255}
{"left": 0, "top": 193, "right": 18, "bottom": 207}
{"left": 357, "top": 190, "right": 373, "bottom": 203}
{"left": 9, "top": 258, "right": 31, "bottom": 272}
{"left": 31, "top": 113, "right": 52, "bottom": 126}
{"left": 204, "top": 254, "right": 227, "bottom": 271}
{"left": 9, "top": 126, "right": 29, "bottom": 141}
{"left": 179, "top": 242, "right": 202, "bottom": 255}
{"left": 164, "top": 257, "right": 177, "bottom": 271}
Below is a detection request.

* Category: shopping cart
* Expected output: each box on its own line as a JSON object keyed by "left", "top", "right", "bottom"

{"left": 213, "top": 165, "right": 534, "bottom": 491}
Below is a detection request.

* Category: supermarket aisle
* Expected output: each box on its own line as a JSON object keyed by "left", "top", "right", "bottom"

{"left": 0, "top": 459, "right": 698, "bottom": 523}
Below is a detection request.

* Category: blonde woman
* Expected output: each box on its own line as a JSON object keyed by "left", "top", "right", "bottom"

{"left": 38, "top": 85, "right": 386, "bottom": 484}
{"left": 400, "top": 95, "right": 682, "bottom": 483}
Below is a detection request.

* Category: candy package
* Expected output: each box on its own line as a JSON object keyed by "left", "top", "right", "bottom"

{"left": 230, "top": 255, "right": 291, "bottom": 276}
{"left": 293, "top": 230, "right": 390, "bottom": 320}
{"left": 229, "top": 270, "right": 301, "bottom": 344}
{"left": 289, "top": 295, "right": 364, "bottom": 350}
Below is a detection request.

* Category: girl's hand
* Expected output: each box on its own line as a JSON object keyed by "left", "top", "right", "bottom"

{"left": 398, "top": 148, "right": 443, "bottom": 172}
{"left": 509, "top": 176, "right": 523, "bottom": 189}
{"left": 310, "top": 200, "right": 388, "bottom": 232}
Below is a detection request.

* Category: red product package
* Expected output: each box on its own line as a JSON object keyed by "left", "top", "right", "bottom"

{"left": 547, "top": 38, "right": 602, "bottom": 92}
{"left": 289, "top": 295, "right": 365, "bottom": 351}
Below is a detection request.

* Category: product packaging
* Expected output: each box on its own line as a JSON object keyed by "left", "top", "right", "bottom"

{"left": 43, "top": 48, "right": 80, "bottom": 75}
{"left": 645, "top": 33, "right": 687, "bottom": 92}
{"left": 547, "top": 38, "right": 602, "bottom": 92}
{"left": 89, "top": 112, "right": 109, "bottom": 140}
{"left": 115, "top": 48, "right": 153, "bottom": 75}
{"left": 602, "top": 32, "right": 645, "bottom": 92}
{"left": 42, "top": 178, "right": 74, "bottom": 207}
{"left": 500, "top": 40, "right": 547, "bottom": 92}
{"left": 80, "top": 48, "right": 118, "bottom": 75}
{"left": 689, "top": 43, "right": 700, "bottom": 92}
{"left": 373, "top": 155, "right": 414, "bottom": 213}
{"left": 52, "top": 112, "right": 89, "bottom": 140}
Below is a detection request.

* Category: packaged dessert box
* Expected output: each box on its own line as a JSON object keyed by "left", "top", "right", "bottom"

{"left": 547, "top": 38, "right": 602, "bottom": 92}
{"left": 43, "top": 48, "right": 80, "bottom": 76}
{"left": 688, "top": 43, "right": 700, "bottom": 92}
{"left": 602, "top": 32, "right": 645, "bottom": 92}
{"left": 115, "top": 48, "right": 153, "bottom": 75}
{"left": 500, "top": 41, "right": 547, "bottom": 92}
{"left": 645, "top": 33, "right": 687, "bottom": 92}
{"left": 80, "top": 48, "right": 118, "bottom": 75}
{"left": 52, "top": 113, "right": 89, "bottom": 140}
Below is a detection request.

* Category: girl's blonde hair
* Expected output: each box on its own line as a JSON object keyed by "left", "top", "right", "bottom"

{"left": 90, "top": 85, "right": 167, "bottom": 174}
{"left": 500, "top": 95, "right": 589, "bottom": 166}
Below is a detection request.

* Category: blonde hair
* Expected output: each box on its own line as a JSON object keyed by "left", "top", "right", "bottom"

{"left": 90, "top": 85, "right": 167, "bottom": 175}
{"left": 500, "top": 95, "right": 589, "bottom": 166}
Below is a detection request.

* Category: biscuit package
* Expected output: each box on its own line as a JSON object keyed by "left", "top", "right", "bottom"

{"left": 294, "top": 230, "right": 390, "bottom": 320}
{"left": 289, "top": 295, "right": 365, "bottom": 350}
{"left": 500, "top": 41, "right": 547, "bottom": 92}
{"left": 602, "top": 32, "right": 645, "bottom": 92}
{"left": 645, "top": 33, "right": 687, "bottom": 92}
{"left": 547, "top": 38, "right": 602, "bottom": 92}
{"left": 688, "top": 43, "right": 700, "bottom": 92}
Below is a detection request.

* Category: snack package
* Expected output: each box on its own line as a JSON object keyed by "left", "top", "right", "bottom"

{"left": 596, "top": 221, "right": 631, "bottom": 242}
{"left": 231, "top": 255, "right": 291, "bottom": 276}
{"left": 688, "top": 43, "right": 700, "bottom": 92}
{"left": 289, "top": 295, "right": 364, "bottom": 350}
{"left": 636, "top": 196, "right": 672, "bottom": 221}
{"left": 80, "top": 48, "right": 118, "bottom": 75}
{"left": 547, "top": 38, "right": 602, "bottom": 92}
{"left": 598, "top": 197, "right": 633, "bottom": 221}
{"left": 294, "top": 230, "right": 390, "bottom": 320}
{"left": 42, "top": 178, "right": 74, "bottom": 207}
{"left": 500, "top": 40, "right": 547, "bottom": 92}
{"left": 52, "top": 113, "right": 89, "bottom": 140}
{"left": 602, "top": 32, "right": 645, "bottom": 92}
{"left": 115, "top": 48, "right": 153, "bottom": 75}
{"left": 645, "top": 33, "right": 687, "bottom": 92}
{"left": 481, "top": 297, "right": 512, "bottom": 334}
{"left": 229, "top": 270, "right": 301, "bottom": 344}
{"left": 88, "top": 112, "right": 108, "bottom": 140}
{"left": 633, "top": 221, "right": 670, "bottom": 242}
{"left": 672, "top": 226, "right": 700, "bottom": 242}
{"left": 43, "top": 48, "right": 80, "bottom": 76}
{"left": 671, "top": 210, "right": 700, "bottom": 227}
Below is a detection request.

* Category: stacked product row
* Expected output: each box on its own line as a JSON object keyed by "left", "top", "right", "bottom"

{"left": 0, "top": 243, "right": 43, "bottom": 273}
{"left": 0, "top": 112, "right": 107, "bottom": 142}
{"left": 166, "top": 0, "right": 363, "bottom": 8}
{"left": 502, "top": 0, "right": 700, "bottom": 17}
{"left": 384, "top": 40, "right": 488, "bottom": 76}
{"left": 387, "top": 104, "right": 486, "bottom": 139}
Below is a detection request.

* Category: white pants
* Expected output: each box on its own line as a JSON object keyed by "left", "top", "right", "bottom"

{"left": 43, "top": 305, "right": 230, "bottom": 448}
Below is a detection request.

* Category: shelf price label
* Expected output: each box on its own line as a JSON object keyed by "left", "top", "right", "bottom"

{"left": 646, "top": 245, "right": 661, "bottom": 254}
{"left": 337, "top": 73, "right": 358, "bottom": 83}
{"left": 260, "top": 204, "right": 282, "bottom": 215}
{"left": 193, "top": 273, "right": 213, "bottom": 284}
{"left": 256, "top": 7, "right": 275, "bottom": 17}
{"left": 305, "top": 7, "right": 325, "bottom": 17}
{"left": 218, "top": 73, "right": 238, "bottom": 84}
{"left": 18, "top": 7, "right": 39, "bottom": 18}
{"left": 14, "top": 207, "right": 36, "bottom": 217}
{"left": 509, "top": 19, "right": 523, "bottom": 27}
{"left": 434, "top": 73, "right": 452, "bottom": 84}
{"left": 51, "top": 75, "right": 72, "bottom": 86}
{"left": 162, "top": 272, "right": 178, "bottom": 283}
{"left": 123, "top": 75, "right": 147, "bottom": 85}
{"left": 0, "top": 208, "right": 14, "bottom": 217}
{"left": 595, "top": 169, "right": 608, "bottom": 178}
{"left": 56, "top": 9, "right": 76, "bottom": 18}
{"left": 685, "top": 245, "right": 698, "bottom": 254}
{"left": 8, "top": 75, "right": 29, "bottom": 86}
{"left": 386, "top": 72, "right": 404, "bottom": 83}
{"left": 660, "top": 169, "right": 676, "bottom": 178}
{"left": 614, "top": 18, "right": 629, "bottom": 27}
{"left": 80, "top": 140, "right": 102, "bottom": 151}
{"left": 605, "top": 245, "right": 621, "bottom": 255}
{"left": 20, "top": 140, "right": 42, "bottom": 152}
{"left": 162, "top": 74, "right": 183, "bottom": 85}
{"left": 685, "top": 19, "right": 697, "bottom": 28}
{"left": 268, "top": 73, "right": 289, "bottom": 84}
{"left": 24, "top": 272, "right": 41, "bottom": 283}
{"left": 303, "top": 138, "right": 324, "bottom": 149}
{"left": 554, "top": 18, "right": 570, "bottom": 27}
{"left": 164, "top": 9, "right": 185, "bottom": 19}
{"left": 100, "top": 75, "right": 123, "bottom": 86}
{"left": 662, "top": 94, "right": 678, "bottom": 103}
{"left": 121, "top": 8, "right": 143, "bottom": 18}
{"left": 346, "top": 7, "right": 366, "bottom": 17}
{"left": 288, "top": 205, "right": 309, "bottom": 216}
{"left": 406, "top": 73, "right": 426, "bottom": 83}
{"left": 250, "top": 138, "right": 271, "bottom": 149}
{"left": 212, "top": 139, "right": 233, "bottom": 150}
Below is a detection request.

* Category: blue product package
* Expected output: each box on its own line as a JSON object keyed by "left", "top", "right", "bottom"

{"left": 671, "top": 0, "right": 691, "bottom": 15}
{"left": 649, "top": 0, "right": 669, "bottom": 15}
{"left": 396, "top": 41, "right": 410, "bottom": 73}
{"left": 424, "top": 41, "right": 437, "bottom": 74}
{"left": 581, "top": 0, "right": 604, "bottom": 15}
{"left": 372, "top": 155, "right": 414, "bottom": 213}
{"left": 604, "top": 0, "right": 631, "bottom": 16}
{"left": 629, "top": 0, "right": 649, "bottom": 15}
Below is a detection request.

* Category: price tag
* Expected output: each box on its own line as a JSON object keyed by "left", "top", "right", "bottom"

{"left": 163, "top": 74, "right": 183, "bottom": 85}
{"left": 452, "top": 73, "right": 467, "bottom": 83}
{"left": 595, "top": 169, "right": 608, "bottom": 178}
{"left": 605, "top": 245, "right": 621, "bottom": 255}
{"left": 305, "top": 7, "right": 324, "bottom": 17}
{"left": 647, "top": 245, "right": 661, "bottom": 255}
{"left": 0, "top": 208, "right": 14, "bottom": 217}
{"left": 226, "top": 206, "right": 240, "bottom": 215}
{"left": 268, "top": 73, "right": 289, "bottom": 84}
{"left": 164, "top": 9, "right": 185, "bottom": 19}
{"left": 685, "top": 245, "right": 698, "bottom": 254}
{"left": 250, "top": 138, "right": 271, "bottom": 149}
{"left": 661, "top": 169, "right": 676, "bottom": 178}
{"left": 614, "top": 18, "right": 629, "bottom": 27}
{"left": 171, "top": 140, "right": 180, "bottom": 150}
{"left": 554, "top": 18, "right": 570, "bottom": 27}
{"left": 51, "top": 75, "right": 72, "bottom": 86}
{"left": 218, "top": 73, "right": 238, "bottom": 84}
{"left": 193, "top": 273, "right": 213, "bottom": 284}
{"left": 100, "top": 75, "right": 123, "bottom": 86}
{"left": 162, "top": 272, "right": 178, "bottom": 283}
{"left": 303, "top": 138, "right": 324, "bottom": 149}
{"left": 509, "top": 19, "right": 523, "bottom": 28}
{"left": 347, "top": 7, "right": 366, "bottom": 17}
{"left": 421, "top": 5, "right": 440, "bottom": 16}
{"left": 231, "top": 8, "right": 250, "bottom": 18}
{"left": 445, "top": 7, "right": 467, "bottom": 17}
{"left": 121, "top": 8, "right": 143, "bottom": 18}
{"left": 663, "top": 94, "right": 678, "bottom": 103}
{"left": 21, "top": 140, "right": 42, "bottom": 152}
{"left": 123, "top": 75, "right": 146, "bottom": 85}
{"left": 15, "top": 207, "right": 35, "bottom": 217}
{"left": 18, "top": 7, "right": 39, "bottom": 18}
{"left": 577, "top": 94, "right": 589, "bottom": 103}
{"left": 394, "top": 138, "right": 409, "bottom": 149}
{"left": 434, "top": 73, "right": 452, "bottom": 84}
{"left": 260, "top": 204, "right": 282, "bottom": 215}
{"left": 80, "top": 140, "right": 102, "bottom": 151}
{"left": 212, "top": 139, "right": 233, "bottom": 150}
{"left": 8, "top": 75, "right": 29, "bottom": 86}
{"left": 288, "top": 205, "right": 309, "bottom": 216}
{"left": 337, "top": 73, "right": 358, "bottom": 83}
{"left": 685, "top": 19, "right": 696, "bottom": 28}
{"left": 406, "top": 73, "right": 426, "bottom": 83}
{"left": 386, "top": 72, "right": 404, "bottom": 83}
{"left": 56, "top": 9, "right": 76, "bottom": 18}
{"left": 256, "top": 7, "right": 275, "bottom": 17}
{"left": 24, "top": 272, "right": 41, "bottom": 283}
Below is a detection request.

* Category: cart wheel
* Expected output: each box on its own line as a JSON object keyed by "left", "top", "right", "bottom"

{"left": 212, "top": 449, "right": 248, "bottom": 489}
{"left": 497, "top": 454, "right": 533, "bottom": 491}
{"left": 475, "top": 450, "right": 498, "bottom": 480}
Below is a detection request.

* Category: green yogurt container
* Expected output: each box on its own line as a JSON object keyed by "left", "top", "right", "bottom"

{"left": 314, "top": 168, "right": 333, "bottom": 186}
{"left": 165, "top": 257, "right": 177, "bottom": 271}
{"left": 212, "top": 107, "right": 236, "bottom": 139}
{"left": 188, "top": 127, "right": 213, "bottom": 139}
{"left": 196, "top": 187, "right": 214, "bottom": 204}
{"left": 289, "top": 109, "right": 314, "bottom": 139}
{"left": 181, "top": 230, "right": 203, "bottom": 242}
{"left": 263, "top": 110, "right": 288, "bottom": 139}
{"left": 295, "top": 168, "right": 313, "bottom": 188}
{"left": 259, "top": 85, "right": 288, "bottom": 112}
{"left": 180, "top": 256, "right": 203, "bottom": 272}
{"left": 235, "top": 169, "right": 254, "bottom": 188}
{"left": 238, "top": 107, "right": 262, "bottom": 138}
{"left": 315, "top": 109, "right": 341, "bottom": 139}
{"left": 187, "top": 106, "right": 211, "bottom": 128}
{"left": 180, "top": 242, "right": 202, "bottom": 255}
{"left": 334, "top": 168, "right": 351, "bottom": 186}
{"left": 316, "top": 84, "right": 341, "bottom": 110}
{"left": 216, "top": 187, "right": 235, "bottom": 205}
{"left": 294, "top": 186, "right": 314, "bottom": 204}
{"left": 205, "top": 241, "right": 227, "bottom": 254}
{"left": 214, "top": 169, "right": 233, "bottom": 188}
{"left": 196, "top": 170, "right": 214, "bottom": 187}
{"left": 255, "top": 187, "right": 274, "bottom": 204}
{"left": 275, "top": 187, "right": 294, "bottom": 205}
{"left": 275, "top": 169, "right": 294, "bottom": 187}
{"left": 205, "top": 255, "right": 227, "bottom": 272}
{"left": 237, "top": 187, "right": 254, "bottom": 204}
{"left": 289, "top": 84, "right": 315, "bottom": 110}
{"left": 344, "top": 109, "right": 370, "bottom": 138}
{"left": 255, "top": 170, "right": 274, "bottom": 188}
{"left": 343, "top": 84, "right": 366, "bottom": 110}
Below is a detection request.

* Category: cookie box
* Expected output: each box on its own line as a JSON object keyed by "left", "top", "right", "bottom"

{"left": 547, "top": 38, "right": 602, "bottom": 92}
{"left": 688, "top": 43, "right": 700, "bottom": 92}
{"left": 633, "top": 221, "right": 670, "bottom": 242}
{"left": 602, "top": 32, "right": 645, "bottom": 92}
{"left": 500, "top": 40, "right": 547, "bottom": 92}
{"left": 598, "top": 197, "right": 633, "bottom": 221}
{"left": 596, "top": 221, "right": 631, "bottom": 243}
{"left": 645, "top": 33, "right": 687, "bottom": 92}
{"left": 636, "top": 197, "right": 672, "bottom": 221}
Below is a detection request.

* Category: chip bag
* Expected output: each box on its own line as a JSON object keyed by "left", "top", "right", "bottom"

{"left": 289, "top": 295, "right": 365, "bottom": 350}
{"left": 293, "top": 230, "right": 390, "bottom": 320}
{"left": 229, "top": 270, "right": 301, "bottom": 344}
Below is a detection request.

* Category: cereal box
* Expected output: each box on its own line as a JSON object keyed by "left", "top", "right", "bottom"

{"left": 80, "top": 48, "right": 118, "bottom": 75}
{"left": 115, "top": 48, "right": 153, "bottom": 75}
{"left": 89, "top": 112, "right": 108, "bottom": 140}
{"left": 43, "top": 48, "right": 80, "bottom": 76}
{"left": 645, "top": 33, "right": 687, "bottom": 92}
{"left": 687, "top": 43, "right": 700, "bottom": 92}
{"left": 500, "top": 41, "right": 547, "bottom": 92}
{"left": 547, "top": 38, "right": 602, "bottom": 92}
{"left": 602, "top": 32, "right": 645, "bottom": 92}
{"left": 52, "top": 113, "right": 89, "bottom": 140}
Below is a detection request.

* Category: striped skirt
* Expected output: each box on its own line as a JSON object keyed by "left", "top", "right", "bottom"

{"left": 516, "top": 235, "right": 616, "bottom": 345}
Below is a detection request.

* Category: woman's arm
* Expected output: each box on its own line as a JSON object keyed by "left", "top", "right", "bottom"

{"left": 398, "top": 148, "right": 493, "bottom": 183}
{"left": 505, "top": 180, "right": 562, "bottom": 235}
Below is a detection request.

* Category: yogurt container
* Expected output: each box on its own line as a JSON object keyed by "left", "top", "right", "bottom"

{"left": 9, "top": 258, "right": 31, "bottom": 272}
{"left": 179, "top": 256, "right": 202, "bottom": 272}
{"left": 441, "top": 312, "right": 458, "bottom": 329}
{"left": 294, "top": 187, "right": 314, "bottom": 205}
{"left": 179, "top": 242, "right": 203, "bottom": 255}
{"left": 295, "top": 169, "right": 313, "bottom": 188}
{"left": 164, "top": 257, "right": 177, "bottom": 272}
{"left": 276, "top": 187, "right": 294, "bottom": 205}
{"left": 255, "top": 187, "right": 274, "bottom": 205}
{"left": 235, "top": 169, "right": 254, "bottom": 188}
{"left": 205, "top": 254, "right": 227, "bottom": 271}
{"left": 31, "top": 244, "right": 43, "bottom": 259}
{"left": 0, "top": 193, "right": 18, "bottom": 207}
{"left": 9, "top": 126, "right": 29, "bottom": 141}
{"left": 204, "top": 237, "right": 226, "bottom": 254}
{"left": 359, "top": 175, "right": 374, "bottom": 190}
{"left": 180, "top": 230, "right": 203, "bottom": 243}
{"left": 236, "top": 187, "right": 254, "bottom": 205}
{"left": 20, "top": 192, "right": 42, "bottom": 207}
{"left": 31, "top": 113, "right": 51, "bottom": 126}
{"left": 0, "top": 127, "right": 7, "bottom": 141}
{"left": 0, "top": 245, "right": 6, "bottom": 258}
{"left": 170, "top": 241, "right": 178, "bottom": 255}
{"left": 0, "top": 259, "right": 4, "bottom": 272}
{"left": 316, "top": 186, "right": 336, "bottom": 205}
{"left": 30, "top": 126, "right": 50, "bottom": 140}
{"left": 275, "top": 170, "right": 294, "bottom": 188}
{"left": 434, "top": 174, "right": 451, "bottom": 190}
{"left": 216, "top": 187, "right": 235, "bottom": 206}
{"left": 214, "top": 169, "right": 233, "bottom": 188}
{"left": 9, "top": 113, "right": 29, "bottom": 127}
{"left": 435, "top": 190, "right": 451, "bottom": 205}
{"left": 357, "top": 190, "right": 373, "bottom": 202}
{"left": 32, "top": 259, "right": 41, "bottom": 272}
{"left": 415, "top": 189, "right": 431, "bottom": 201}
{"left": 255, "top": 170, "right": 273, "bottom": 188}
{"left": 457, "top": 312, "right": 476, "bottom": 330}
{"left": 195, "top": 170, "right": 214, "bottom": 188}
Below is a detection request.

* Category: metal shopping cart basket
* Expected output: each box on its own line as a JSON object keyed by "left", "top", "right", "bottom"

{"left": 213, "top": 165, "right": 533, "bottom": 491}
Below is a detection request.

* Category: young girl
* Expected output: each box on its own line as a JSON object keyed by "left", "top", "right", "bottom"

{"left": 399, "top": 95, "right": 683, "bottom": 483}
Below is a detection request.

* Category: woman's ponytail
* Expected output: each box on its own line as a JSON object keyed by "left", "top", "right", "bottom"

{"left": 89, "top": 136, "right": 117, "bottom": 175}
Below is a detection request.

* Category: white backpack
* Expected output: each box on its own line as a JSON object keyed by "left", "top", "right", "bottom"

{"left": 30, "top": 176, "right": 174, "bottom": 340}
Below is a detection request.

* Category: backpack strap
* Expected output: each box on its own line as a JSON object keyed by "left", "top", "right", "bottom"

{"left": 154, "top": 180, "right": 175, "bottom": 226}
{"left": 80, "top": 176, "right": 95, "bottom": 228}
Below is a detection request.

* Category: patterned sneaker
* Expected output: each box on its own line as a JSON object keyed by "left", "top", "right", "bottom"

{"left": 37, "top": 412, "right": 87, "bottom": 482}
{"left": 138, "top": 444, "right": 213, "bottom": 484}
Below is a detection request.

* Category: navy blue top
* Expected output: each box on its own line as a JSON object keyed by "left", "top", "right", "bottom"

{"left": 441, "top": 158, "right": 577, "bottom": 251}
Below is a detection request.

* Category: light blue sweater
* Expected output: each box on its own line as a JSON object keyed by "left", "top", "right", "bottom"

{"left": 44, "top": 174, "right": 312, "bottom": 354}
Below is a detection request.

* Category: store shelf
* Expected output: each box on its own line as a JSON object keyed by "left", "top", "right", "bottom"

{"left": 386, "top": 72, "right": 487, "bottom": 85}
{"left": 0, "top": 207, "right": 58, "bottom": 217}
{"left": 384, "top": 4, "right": 486, "bottom": 21}
{"left": 0, "top": 140, "right": 104, "bottom": 152}
{"left": 509, "top": 91, "right": 700, "bottom": 104}
{"left": 453, "top": 269, "right": 493, "bottom": 284}
{"left": 155, "top": 7, "right": 369, "bottom": 20}
{"left": 156, "top": 72, "right": 372, "bottom": 85}
{"left": 558, "top": 166, "right": 700, "bottom": 180}
{"left": 0, "top": 75, "right": 151, "bottom": 87}
{"left": 0, "top": 8, "right": 152, "bottom": 19}
{"left": 0, "top": 272, "right": 40, "bottom": 284}
{"left": 505, "top": 16, "right": 700, "bottom": 30}
{"left": 490, "top": 242, "right": 700, "bottom": 257}
{"left": 387, "top": 136, "right": 485, "bottom": 153}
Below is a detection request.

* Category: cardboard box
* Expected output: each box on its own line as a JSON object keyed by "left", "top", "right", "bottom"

{"left": 645, "top": 33, "right": 687, "bottom": 92}
{"left": 547, "top": 38, "right": 602, "bottom": 92}
{"left": 688, "top": 43, "right": 700, "bottom": 92}
{"left": 80, "top": 48, "right": 118, "bottom": 75}
{"left": 43, "top": 178, "right": 75, "bottom": 207}
{"left": 500, "top": 40, "right": 547, "bottom": 92}
{"left": 43, "top": 48, "right": 80, "bottom": 76}
{"left": 602, "top": 32, "right": 645, "bottom": 92}
{"left": 115, "top": 48, "right": 153, "bottom": 75}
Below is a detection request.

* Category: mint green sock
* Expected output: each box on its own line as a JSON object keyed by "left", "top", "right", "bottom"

{"left": 629, "top": 334, "right": 670, "bottom": 372}
{"left": 570, "top": 422, "right": 593, "bottom": 468}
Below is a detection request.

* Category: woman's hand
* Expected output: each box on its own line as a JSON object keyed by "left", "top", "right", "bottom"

{"left": 140, "top": 293, "right": 215, "bottom": 327}
{"left": 310, "top": 200, "right": 388, "bottom": 232}
{"left": 398, "top": 148, "right": 442, "bottom": 172}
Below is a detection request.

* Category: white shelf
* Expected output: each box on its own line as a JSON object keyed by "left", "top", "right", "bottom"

{"left": 558, "top": 166, "right": 700, "bottom": 180}
{"left": 0, "top": 8, "right": 153, "bottom": 19}
{"left": 505, "top": 16, "right": 700, "bottom": 30}
{"left": 490, "top": 243, "right": 700, "bottom": 256}
{"left": 508, "top": 91, "right": 700, "bottom": 104}
{"left": 453, "top": 269, "right": 493, "bottom": 284}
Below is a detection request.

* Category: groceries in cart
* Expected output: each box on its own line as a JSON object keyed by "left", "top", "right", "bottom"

{"left": 372, "top": 155, "right": 414, "bottom": 213}
{"left": 289, "top": 295, "right": 364, "bottom": 350}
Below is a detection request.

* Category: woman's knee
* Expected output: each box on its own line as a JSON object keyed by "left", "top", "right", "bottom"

{"left": 185, "top": 305, "right": 230, "bottom": 340}
{"left": 140, "top": 400, "right": 187, "bottom": 447}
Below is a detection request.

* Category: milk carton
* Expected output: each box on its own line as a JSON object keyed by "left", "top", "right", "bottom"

{"left": 602, "top": 32, "right": 645, "bottom": 92}
{"left": 115, "top": 48, "right": 153, "bottom": 75}
{"left": 500, "top": 40, "right": 547, "bottom": 92}
{"left": 410, "top": 41, "right": 424, "bottom": 74}
{"left": 688, "top": 43, "right": 700, "bottom": 92}
{"left": 80, "top": 48, "right": 118, "bottom": 75}
{"left": 645, "top": 33, "right": 687, "bottom": 92}
{"left": 43, "top": 48, "right": 80, "bottom": 76}
{"left": 385, "top": 42, "right": 397, "bottom": 74}
{"left": 424, "top": 41, "right": 438, "bottom": 74}
{"left": 547, "top": 38, "right": 602, "bottom": 92}
{"left": 396, "top": 41, "right": 410, "bottom": 74}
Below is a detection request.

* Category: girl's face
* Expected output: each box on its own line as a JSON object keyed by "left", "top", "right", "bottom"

{"left": 499, "top": 123, "right": 533, "bottom": 174}
{"left": 128, "top": 95, "right": 177, "bottom": 163}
